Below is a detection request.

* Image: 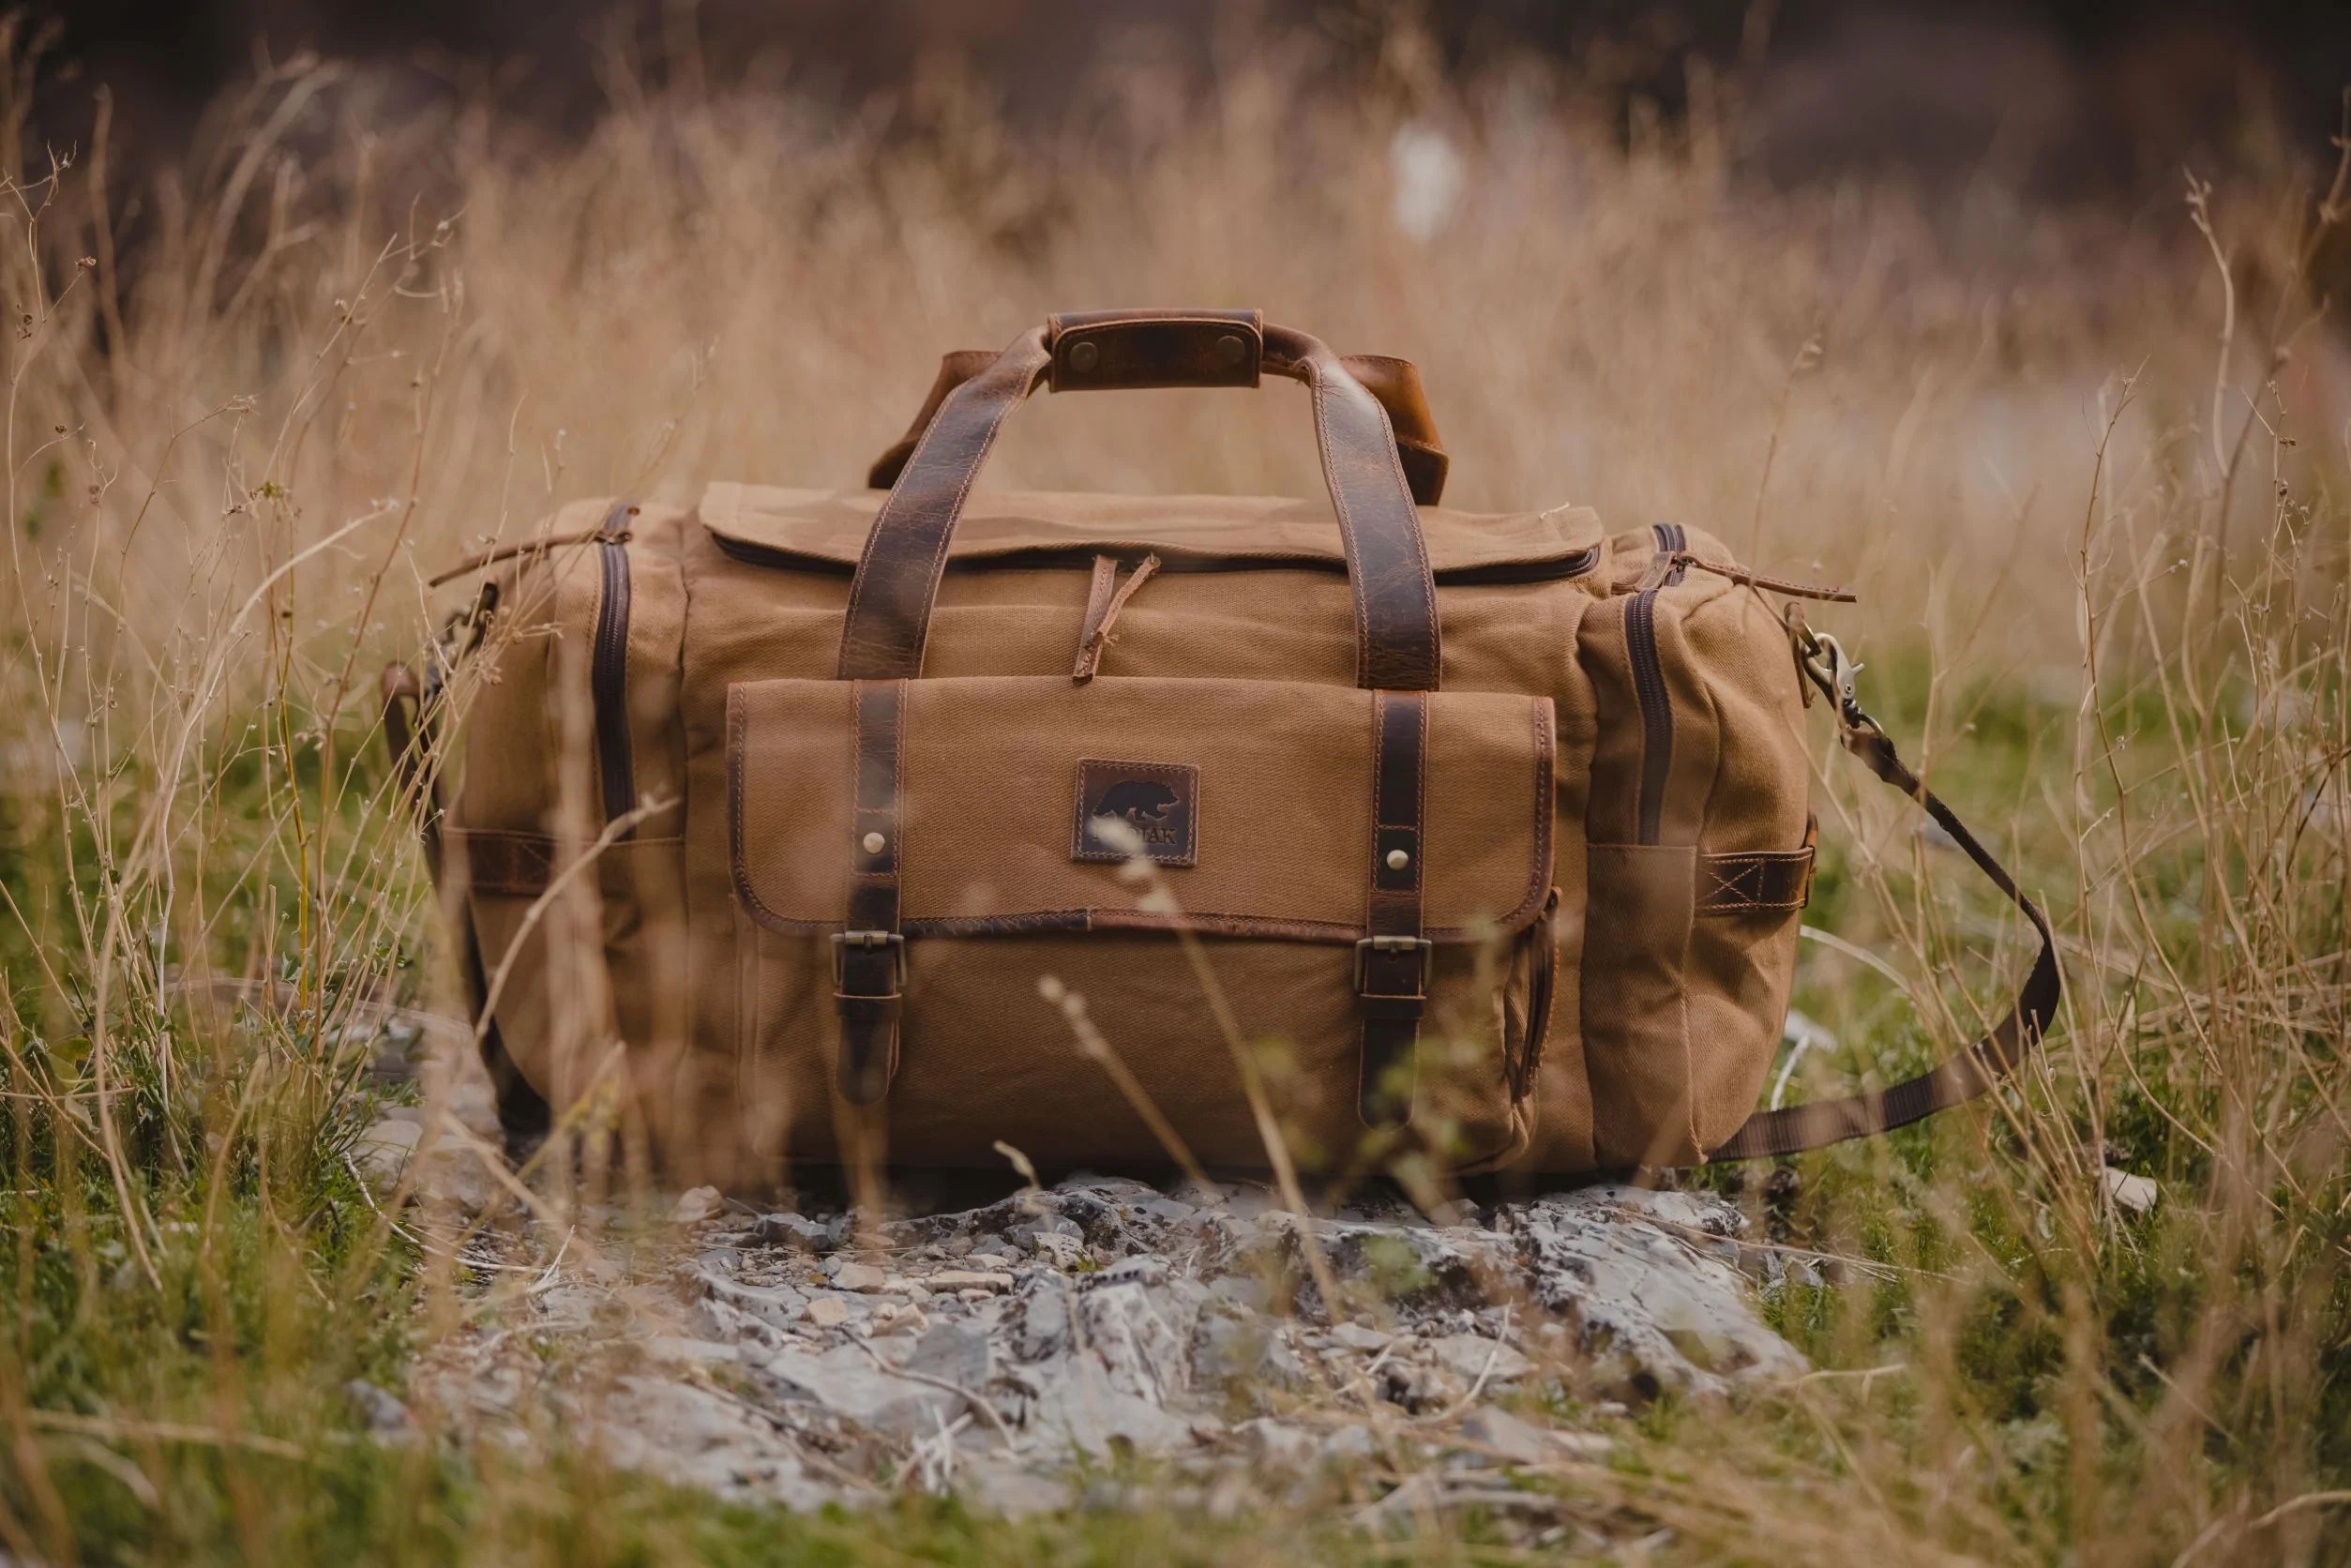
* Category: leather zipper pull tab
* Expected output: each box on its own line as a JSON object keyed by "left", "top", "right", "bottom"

{"left": 1072, "top": 553, "right": 1162, "bottom": 684}
{"left": 1675, "top": 551, "right": 1858, "bottom": 602}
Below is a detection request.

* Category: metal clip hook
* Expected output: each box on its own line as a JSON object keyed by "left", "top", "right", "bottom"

{"left": 1797, "top": 630, "right": 1874, "bottom": 733}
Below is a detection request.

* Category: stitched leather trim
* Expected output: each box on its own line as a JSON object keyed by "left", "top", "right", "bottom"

{"left": 736, "top": 904, "right": 1552, "bottom": 945}
{"left": 1694, "top": 847, "right": 1815, "bottom": 916}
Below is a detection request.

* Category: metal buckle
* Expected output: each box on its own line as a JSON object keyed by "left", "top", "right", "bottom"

{"left": 1355, "top": 935, "right": 1434, "bottom": 995}
{"left": 1796, "top": 630, "right": 1876, "bottom": 733}
{"left": 831, "top": 930, "right": 907, "bottom": 989}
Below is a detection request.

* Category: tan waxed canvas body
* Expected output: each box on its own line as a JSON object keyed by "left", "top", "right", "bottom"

{"left": 393, "top": 311, "right": 2056, "bottom": 1187}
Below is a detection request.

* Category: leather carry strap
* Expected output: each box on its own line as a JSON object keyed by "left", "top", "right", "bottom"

{"left": 381, "top": 662, "right": 553, "bottom": 1146}
{"left": 868, "top": 338, "right": 1450, "bottom": 505}
{"left": 1706, "top": 649, "right": 2061, "bottom": 1161}
{"left": 837, "top": 309, "right": 1444, "bottom": 693}
{"left": 1358, "top": 689, "right": 1430, "bottom": 1126}
{"left": 834, "top": 679, "right": 907, "bottom": 1106}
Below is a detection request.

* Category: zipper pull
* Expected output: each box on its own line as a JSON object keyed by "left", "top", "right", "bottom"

{"left": 1072, "top": 553, "right": 1162, "bottom": 684}
{"left": 1673, "top": 552, "right": 1858, "bottom": 602}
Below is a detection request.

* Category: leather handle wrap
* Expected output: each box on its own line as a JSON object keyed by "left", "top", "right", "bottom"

{"left": 867, "top": 329, "right": 1450, "bottom": 505}
{"left": 838, "top": 315, "right": 1444, "bottom": 692}
{"left": 1047, "top": 308, "right": 1264, "bottom": 391}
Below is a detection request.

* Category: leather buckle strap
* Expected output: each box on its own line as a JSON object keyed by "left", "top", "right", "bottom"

{"left": 835, "top": 680, "right": 907, "bottom": 1107}
{"left": 1359, "top": 690, "right": 1429, "bottom": 1128}
{"left": 831, "top": 930, "right": 907, "bottom": 987}
{"left": 1355, "top": 934, "right": 1434, "bottom": 993}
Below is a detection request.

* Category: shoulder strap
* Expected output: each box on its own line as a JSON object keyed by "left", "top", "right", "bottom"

{"left": 1706, "top": 641, "right": 2061, "bottom": 1162}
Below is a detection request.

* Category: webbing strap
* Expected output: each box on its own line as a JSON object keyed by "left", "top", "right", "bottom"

{"left": 1706, "top": 683, "right": 2061, "bottom": 1162}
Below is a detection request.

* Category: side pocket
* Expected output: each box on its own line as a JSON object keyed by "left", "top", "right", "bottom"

{"left": 1685, "top": 837, "right": 1812, "bottom": 1149}
{"left": 1678, "top": 574, "right": 1818, "bottom": 1152}
{"left": 1582, "top": 842, "right": 1704, "bottom": 1167}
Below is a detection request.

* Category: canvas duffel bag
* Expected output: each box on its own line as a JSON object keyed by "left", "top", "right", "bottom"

{"left": 385, "top": 309, "right": 2057, "bottom": 1186}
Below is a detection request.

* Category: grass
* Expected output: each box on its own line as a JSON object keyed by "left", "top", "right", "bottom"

{"left": 2, "top": 16, "right": 2347, "bottom": 1564}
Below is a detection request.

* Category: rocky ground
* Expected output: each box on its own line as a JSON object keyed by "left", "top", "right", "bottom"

{"left": 353, "top": 1028, "right": 1814, "bottom": 1532}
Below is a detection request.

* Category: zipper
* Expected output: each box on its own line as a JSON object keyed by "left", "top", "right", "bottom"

{"left": 593, "top": 502, "right": 638, "bottom": 828}
{"left": 1626, "top": 523, "right": 1685, "bottom": 843}
{"left": 711, "top": 531, "right": 1601, "bottom": 586}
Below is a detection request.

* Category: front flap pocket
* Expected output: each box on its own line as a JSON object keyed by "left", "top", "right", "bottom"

{"left": 727, "top": 674, "right": 1553, "bottom": 941}
{"left": 726, "top": 674, "right": 1557, "bottom": 1172}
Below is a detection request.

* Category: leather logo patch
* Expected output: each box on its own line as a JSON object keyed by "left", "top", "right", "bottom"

{"left": 1074, "top": 760, "right": 1198, "bottom": 867}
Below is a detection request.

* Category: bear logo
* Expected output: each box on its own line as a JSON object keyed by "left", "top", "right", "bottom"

{"left": 1092, "top": 780, "right": 1179, "bottom": 839}
{"left": 1074, "top": 761, "right": 1198, "bottom": 866}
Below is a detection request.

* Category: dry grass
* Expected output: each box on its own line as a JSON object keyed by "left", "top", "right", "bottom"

{"left": 0, "top": 17, "right": 2345, "bottom": 1564}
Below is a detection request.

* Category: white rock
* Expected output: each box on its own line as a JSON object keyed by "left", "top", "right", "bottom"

{"left": 1238, "top": 1417, "right": 1315, "bottom": 1470}
{"left": 1515, "top": 1185, "right": 1809, "bottom": 1393}
{"left": 1457, "top": 1406, "right": 1549, "bottom": 1465}
{"left": 671, "top": 1185, "right": 724, "bottom": 1224}
{"left": 344, "top": 1378, "right": 414, "bottom": 1437}
{"left": 908, "top": 1321, "right": 992, "bottom": 1390}
{"left": 353, "top": 1119, "right": 423, "bottom": 1186}
{"left": 406, "top": 1168, "right": 1804, "bottom": 1517}
{"left": 1426, "top": 1333, "right": 1532, "bottom": 1382}
{"left": 927, "top": 1269, "right": 1015, "bottom": 1292}
{"left": 829, "top": 1260, "right": 887, "bottom": 1292}
{"left": 2102, "top": 1168, "right": 2159, "bottom": 1215}
{"left": 1548, "top": 1428, "right": 1614, "bottom": 1458}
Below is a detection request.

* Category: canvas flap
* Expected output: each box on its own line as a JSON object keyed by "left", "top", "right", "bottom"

{"left": 729, "top": 674, "right": 1555, "bottom": 942}
{"left": 701, "top": 481, "right": 1604, "bottom": 578}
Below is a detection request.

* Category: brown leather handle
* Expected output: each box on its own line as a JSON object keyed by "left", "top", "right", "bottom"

{"left": 838, "top": 313, "right": 1444, "bottom": 691}
{"left": 867, "top": 312, "right": 1450, "bottom": 505}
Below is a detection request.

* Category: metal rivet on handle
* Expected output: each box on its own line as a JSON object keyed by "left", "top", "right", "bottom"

{"left": 1215, "top": 333, "right": 1247, "bottom": 367}
{"left": 1385, "top": 849, "right": 1410, "bottom": 871}
{"left": 862, "top": 831, "right": 887, "bottom": 855}
{"left": 1067, "top": 339, "right": 1100, "bottom": 372}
